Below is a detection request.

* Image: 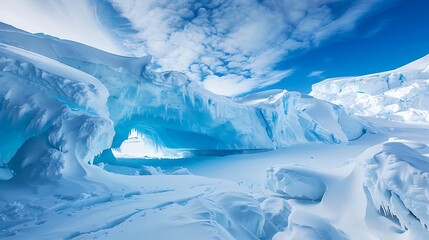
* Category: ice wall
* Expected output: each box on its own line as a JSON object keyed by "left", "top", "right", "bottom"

{"left": 0, "top": 43, "right": 114, "bottom": 181}
{"left": 311, "top": 54, "right": 429, "bottom": 123}
{"left": 0, "top": 23, "right": 364, "bottom": 180}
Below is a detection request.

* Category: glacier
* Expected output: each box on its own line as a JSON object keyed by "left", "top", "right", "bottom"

{"left": 311, "top": 54, "right": 429, "bottom": 123}
{"left": 0, "top": 22, "right": 364, "bottom": 180}
{"left": 2, "top": 20, "right": 429, "bottom": 240}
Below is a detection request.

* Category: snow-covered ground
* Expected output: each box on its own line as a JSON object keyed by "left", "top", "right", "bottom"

{"left": 2, "top": 120, "right": 429, "bottom": 239}
{"left": 1, "top": 22, "right": 429, "bottom": 240}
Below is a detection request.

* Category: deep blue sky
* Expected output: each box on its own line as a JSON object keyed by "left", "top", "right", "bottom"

{"left": 269, "top": 0, "right": 429, "bottom": 93}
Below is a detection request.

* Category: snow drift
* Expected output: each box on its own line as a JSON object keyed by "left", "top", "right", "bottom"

{"left": 311, "top": 54, "right": 429, "bottom": 123}
{"left": 266, "top": 165, "right": 327, "bottom": 201}
{"left": 266, "top": 138, "right": 429, "bottom": 240}
{"left": 361, "top": 140, "right": 429, "bottom": 235}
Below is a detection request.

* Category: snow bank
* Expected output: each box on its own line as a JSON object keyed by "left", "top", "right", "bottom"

{"left": 170, "top": 167, "right": 192, "bottom": 175}
{"left": 274, "top": 211, "right": 348, "bottom": 240}
{"left": 266, "top": 165, "right": 327, "bottom": 201}
{"left": 0, "top": 43, "right": 114, "bottom": 181}
{"left": 171, "top": 191, "right": 266, "bottom": 240}
{"left": 361, "top": 140, "right": 429, "bottom": 233}
{"left": 138, "top": 166, "right": 163, "bottom": 176}
{"left": 311, "top": 54, "right": 429, "bottom": 123}
{"left": 211, "top": 192, "right": 266, "bottom": 239}
{"left": 260, "top": 197, "right": 292, "bottom": 238}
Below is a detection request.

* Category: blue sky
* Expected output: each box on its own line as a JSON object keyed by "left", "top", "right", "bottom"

{"left": 269, "top": 0, "right": 429, "bottom": 93}
{"left": 1, "top": 0, "right": 428, "bottom": 96}
{"left": 105, "top": 0, "right": 429, "bottom": 96}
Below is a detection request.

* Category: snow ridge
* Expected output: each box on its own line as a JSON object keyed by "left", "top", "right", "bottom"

{"left": 362, "top": 140, "right": 429, "bottom": 235}
{"left": 311, "top": 54, "right": 429, "bottom": 123}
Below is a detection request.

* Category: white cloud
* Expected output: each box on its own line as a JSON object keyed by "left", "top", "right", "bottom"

{"left": 203, "top": 69, "right": 293, "bottom": 96}
{"left": 110, "top": 0, "right": 388, "bottom": 96}
{"left": 0, "top": 0, "right": 125, "bottom": 55}
{"left": 0, "top": 0, "right": 389, "bottom": 96}
{"left": 308, "top": 70, "right": 325, "bottom": 78}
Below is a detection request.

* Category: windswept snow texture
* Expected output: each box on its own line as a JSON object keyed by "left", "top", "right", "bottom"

{"left": 260, "top": 197, "right": 291, "bottom": 239}
{"left": 0, "top": 43, "right": 114, "bottom": 180}
{"left": 362, "top": 140, "right": 429, "bottom": 234}
{"left": 274, "top": 211, "right": 348, "bottom": 240}
{"left": 311, "top": 54, "right": 429, "bottom": 123}
{"left": 0, "top": 22, "right": 363, "bottom": 175}
{"left": 266, "top": 165, "right": 326, "bottom": 201}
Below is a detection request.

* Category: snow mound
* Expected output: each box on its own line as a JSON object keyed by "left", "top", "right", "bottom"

{"left": 311, "top": 54, "right": 429, "bottom": 123}
{"left": 170, "top": 167, "right": 192, "bottom": 175}
{"left": 138, "top": 166, "right": 163, "bottom": 176}
{"left": 361, "top": 140, "right": 429, "bottom": 233}
{"left": 274, "top": 211, "right": 348, "bottom": 240}
{"left": 211, "top": 192, "right": 266, "bottom": 239}
{"left": 260, "top": 197, "right": 292, "bottom": 238}
{"left": 266, "top": 165, "right": 327, "bottom": 201}
{"left": 176, "top": 192, "right": 266, "bottom": 240}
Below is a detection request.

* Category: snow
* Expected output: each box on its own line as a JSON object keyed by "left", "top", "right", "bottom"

{"left": 0, "top": 43, "right": 114, "bottom": 180}
{"left": 275, "top": 210, "right": 348, "bottom": 240}
{"left": 0, "top": 22, "right": 364, "bottom": 167}
{"left": 260, "top": 197, "right": 291, "bottom": 238}
{"left": 311, "top": 54, "right": 429, "bottom": 123}
{"left": 266, "top": 165, "right": 327, "bottom": 201}
{"left": 1, "top": 20, "right": 429, "bottom": 240}
{"left": 361, "top": 140, "right": 429, "bottom": 234}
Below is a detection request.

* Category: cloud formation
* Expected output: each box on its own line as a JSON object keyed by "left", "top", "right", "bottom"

{"left": 111, "top": 0, "right": 388, "bottom": 96}
{"left": 308, "top": 70, "right": 325, "bottom": 78}
{"left": 0, "top": 0, "right": 124, "bottom": 55}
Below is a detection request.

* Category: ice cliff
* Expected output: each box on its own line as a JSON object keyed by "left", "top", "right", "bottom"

{"left": 311, "top": 54, "right": 429, "bottom": 123}
{"left": 0, "top": 23, "right": 364, "bottom": 181}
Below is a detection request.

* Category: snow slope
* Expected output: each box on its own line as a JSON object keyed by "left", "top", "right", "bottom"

{"left": 362, "top": 139, "right": 429, "bottom": 236}
{"left": 311, "top": 54, "right": 429, "bottom": 123}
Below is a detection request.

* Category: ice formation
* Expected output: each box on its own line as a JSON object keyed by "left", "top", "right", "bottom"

{"left": 311, "top": 54, "right": 429, "bottom": 123}
{"left": 361, "top": 140, "right": 429, "bottom": 234}
{"left": 1, "top": 9, "right": 429, "bottom": 240}
{"left": 0, "top": 43, "right": 114, "bottom": 180}
{"left": 266, "top": 165, "right": 327, "bottom": 201}
{"left": 0, "top": 23, "right": 364, "bottom": 180}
